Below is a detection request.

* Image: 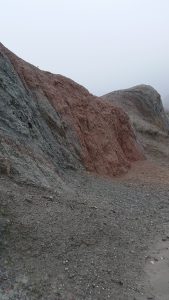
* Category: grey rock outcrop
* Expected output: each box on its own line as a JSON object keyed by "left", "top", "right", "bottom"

{"left": 102, "top": 85, "right": 169, "bottom": 161}
{"left": 0, "top": 46, "right": 82, "bottom": 187}
{"left": 102, "top": 85, "right": 169, "bottom": 133}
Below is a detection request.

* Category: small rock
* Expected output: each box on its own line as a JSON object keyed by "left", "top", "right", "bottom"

{"left": 43, "top": 195, "right": 54, "bottom": 201}
{"left": 25, "top": 198, "right": 33, "bottom": 204}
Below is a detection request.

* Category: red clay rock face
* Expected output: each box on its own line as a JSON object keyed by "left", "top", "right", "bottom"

{"left": 0, "top": 43, "right": 144, "bottom": 177}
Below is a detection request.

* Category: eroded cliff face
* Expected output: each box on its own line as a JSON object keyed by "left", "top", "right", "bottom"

{"left": 0, "top": 43, "right": 144, "bottom": 185}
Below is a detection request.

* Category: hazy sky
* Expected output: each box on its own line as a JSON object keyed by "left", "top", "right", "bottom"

{"left": 1, "top": 0, "right": 169, "bottom": 103}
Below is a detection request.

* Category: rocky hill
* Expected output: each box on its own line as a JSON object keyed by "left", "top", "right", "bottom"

{"left": 1, "top": 45, "right": 169, "bottom": 300}
{"left": 0, "top": 43, "right": 143, "bottom": 186}
{"left": 102, "top": 85, "right": 169, "bottom": 162}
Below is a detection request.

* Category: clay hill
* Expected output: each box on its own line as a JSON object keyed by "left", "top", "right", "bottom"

{"left": 102, "top": 85, "right": 169, "bottom": 163}
{"left": 0, "top": 43, "right": 143, "bottom": 186}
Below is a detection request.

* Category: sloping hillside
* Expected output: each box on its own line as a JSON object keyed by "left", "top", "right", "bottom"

{"left": 0, "top": 43, "right": 143, "bottom": 186}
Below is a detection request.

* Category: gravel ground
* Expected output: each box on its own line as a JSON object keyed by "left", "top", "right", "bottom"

{"left": 0, "top": 162, "right": 169, "bottom": 300}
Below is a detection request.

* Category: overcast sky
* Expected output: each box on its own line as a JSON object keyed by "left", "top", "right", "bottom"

{"left": 1, "top": 0, "right": 169, "bottom": 104}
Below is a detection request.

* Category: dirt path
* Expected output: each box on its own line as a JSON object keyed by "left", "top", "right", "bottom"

{"left": 144, "top": 225, "right": 169, "bottom": 300}
{"left": 122, "top": 160, "right": 169, "bottom": 300}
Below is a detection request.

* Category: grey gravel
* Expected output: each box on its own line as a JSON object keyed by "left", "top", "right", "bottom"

{"left": 0, "top": 169, "right": 169, "bottom": 300}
